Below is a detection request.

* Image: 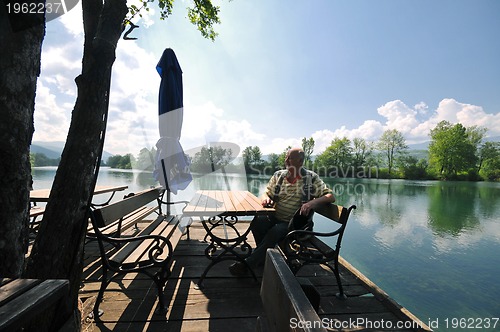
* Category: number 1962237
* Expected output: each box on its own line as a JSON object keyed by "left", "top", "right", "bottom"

{"left": 444, "top": 317, "right": 498, "bottom": 329}
{"left": 6, "top": 2, "right": 65, "bottom": 14}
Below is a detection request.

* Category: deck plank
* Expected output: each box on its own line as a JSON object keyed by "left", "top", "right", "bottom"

{"left": 81, "top": 219, "right": 430, "bottom": 331}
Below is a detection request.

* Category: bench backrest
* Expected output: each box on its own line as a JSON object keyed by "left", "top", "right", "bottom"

{"left": 91, "top": 187, "right": 161, "bottom": 228}
{"left": 315, "top": 203, "right": 347, "bottom": 224}
{"left": 260, "top": 249, "right": 327, "bottom": 332}
{"left": 314, "top": 203, "right": 356, "bottom": 250}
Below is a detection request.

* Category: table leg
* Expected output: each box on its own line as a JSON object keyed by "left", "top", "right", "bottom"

{"left": 196, "top": 215, "right": 257, "bottom": 288}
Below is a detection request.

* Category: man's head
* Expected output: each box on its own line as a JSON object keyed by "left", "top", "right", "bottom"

{"left": 285, "top": 148, "right": 305, "bottom": 175}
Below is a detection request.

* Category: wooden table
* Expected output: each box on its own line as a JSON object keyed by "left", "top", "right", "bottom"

{"left": 183, "top": 190, "right": 274, "bottom": 288}
{"left": 0, "top": 278, "right": 69, "bottom": 331}
{"left": 30, "top": 185, "right": 128, "bottom": 205}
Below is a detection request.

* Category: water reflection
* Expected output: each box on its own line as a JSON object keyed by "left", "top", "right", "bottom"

{"left": 31, "top": 168, "right": 500, "bottom": 323}
{"left": 321, "top": 178, "right": 500, "bottom": 240}
{"left": 427, "top": 182, "right": 481, "bottom": 236}
{"left": 32, "top": 168, "right": 500, "bottom": 241}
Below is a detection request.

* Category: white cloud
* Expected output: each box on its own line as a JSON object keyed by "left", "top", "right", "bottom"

{"left": 33, "top": 81, "right": 70, "bottom": 141}
{"left": 439, "top": 99, "right": 500, "bottom": 135}
{"left": 432, "top": 219, "right": 500, "bottom": 254}
{"left": 180, "top": 101, "right": 268, "bottom": 156}
{"left": 182, "top": 101, "right": 224, "bottom": 144}
{"left": 308, "top": 99, "right": 500, "bottom": 153}
{"left": 35, "top": 17, "right": 164, "bottom": 156}
{"left": 414, "top": 101, "right": 428, "bottom": 115}
{"left": 311, "top": 129, "right": 336, "bottom": 154}
{"left": 58, "top": 1, "right": 83, "bottom": 36}
{"left": 377, "top": 100, "right": 420, "bottom": 133}
{"left": 310, "top": 120, "right": 384, "bottom": 154}
{"left": 39, "top": 44, "right": 81, "bottom": 96}
{"left": 263, "top": 137, "right": 302, "bottom": 155}
{"left": 34, "top": 8, "right": 500, "bottom": 158}
{"left": 410, "top": 99, "right": 500, "bottom": 140}
{"left": 33, "top": 12, "right": 83, "bottom": 144}
{"left": 177, "top": 97, "right": 500, "bottom": 157}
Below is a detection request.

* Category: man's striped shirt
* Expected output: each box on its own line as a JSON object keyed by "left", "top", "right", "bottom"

{"left": 264, "top": 169, "right": 332, "bottom": 223}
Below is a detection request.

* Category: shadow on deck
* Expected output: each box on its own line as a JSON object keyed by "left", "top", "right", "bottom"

{"left": 80, "top": 221, "right": 430, "bottom": 331}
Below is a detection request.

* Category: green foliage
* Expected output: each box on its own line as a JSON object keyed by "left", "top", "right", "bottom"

{"left": 376, "top": 129, "right": 408, "bottom": 177}
{"left": 315, "top": 137, "right": 353, "bottom": 176}
{"left": 34, "top": 131, "right": 499, "bottom": 182}
{"left": 30, "top": 153, "right": 60, "bottom": 167}
{"left": 301, "top": 137, "right": 314, "bottom": 168}
{"left": 398, "top": 155, "right": 429, "bottom": 180}
{"left": 242, "top": 146, "right": 264, "bottom": 174}
{"left": 466, "top": 168, "right": 481, "bottom": 181}
{"left": 106, "top": 154, "right": 135, "bottom": 169}
{"left": 485, "top": 169, "right": 500, "bottom": 181}
{"left": 277, "top": 146, "right": 291, "bottom": 169}
{"left": 478, "top": 141, "right": 500, "bottom": 181}
{"left": 30, "top": 123, "right": 497, "bottom": 181}
{"left": 190, "top": 146, "right": 233, "bottom": 173}
{"left": 187, "top": 0, "right": 221, "bottom": 41}
{"left": 31, "top": 130, "right": 495, "bottom": 180}
{"left": 129, "top": 0, "right": 221, "bottom": 41}
{"left": 376, "top": 168, "right": 391, "bottom": 179}
{"left": 133, "top": 147, "right": 157, "bottom": 171}
{"left": 352, "top": 137, "right": 373, "bottom": 169}
{"left": 428, "top": 121, "right": 484, "bottom": 178}
{"left": 267, "top": 153, "right": 280, "bottom": 173}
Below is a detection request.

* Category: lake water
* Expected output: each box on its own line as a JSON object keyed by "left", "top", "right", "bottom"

{"left": 32, "top": 167, "right": 500, "bottom": 331}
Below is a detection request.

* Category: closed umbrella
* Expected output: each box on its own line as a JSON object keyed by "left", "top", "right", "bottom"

{"left": 153, "top": 48, "right": 192, "bottom": 206}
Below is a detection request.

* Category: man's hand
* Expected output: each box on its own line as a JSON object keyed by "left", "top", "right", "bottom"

{"left": 262, "top": 197, "right": 274, "bottom": 208}
{"left": 300, "top": 193, "right": 335, "bottom": 215}
{"left": 300, "top": 201, "right": 314, "bottom": 215}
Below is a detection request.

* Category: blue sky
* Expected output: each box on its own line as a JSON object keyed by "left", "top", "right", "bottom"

{"left": 34, "top": 0, "right": 500, "bottom": 156}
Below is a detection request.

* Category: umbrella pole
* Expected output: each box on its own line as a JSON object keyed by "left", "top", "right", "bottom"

{"left": 161, "top": 159, "right": 171, "bottom": 215}
{"left": 221, "top": 166, "right": 230, "bottom": 190}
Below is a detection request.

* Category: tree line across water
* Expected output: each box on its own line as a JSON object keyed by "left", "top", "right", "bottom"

{"left": 241, "top": 121, "right": 499, "bottom": 181}
{"left": 31, "top": 120, "right": 500, "bottom": 181}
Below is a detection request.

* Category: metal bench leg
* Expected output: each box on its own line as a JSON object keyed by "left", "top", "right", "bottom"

{"left": 155, "top": 283, "right": 167, "bottom": 315}
{"left": 331, "top": 261, "right": 347, "bottom": 300}
{"left": 93, "top": 268, "right": 110, "bottom": 318}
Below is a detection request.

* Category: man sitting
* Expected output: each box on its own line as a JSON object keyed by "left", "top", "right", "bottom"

{"left": 229, "top": 147, "right": 335, "bottom": 276}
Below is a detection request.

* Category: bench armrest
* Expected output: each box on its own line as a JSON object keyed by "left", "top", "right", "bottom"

{"left": 283, "top": 227, "right": 344, "bottom": 261}
{"left": 285, "top": 228, "right": 342, "bottom": 239}
{"left": 157, "top": 193, "right": 190, "bottom": 215}
{"left": 102, "top": 232, "right": 172, "bottom": 244}
{"left": 160, "top": 200, "right": 190, "bottom": 208}
{"left": 100, "top": 233, "right": 173, "bottom": 262}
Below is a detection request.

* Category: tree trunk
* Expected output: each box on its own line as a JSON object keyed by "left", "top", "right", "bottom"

{"left": 24, "top": 0, "right": 128, "bottom": 329}
{"left": 0, "top": 4, "right": 45, "bottom": 277}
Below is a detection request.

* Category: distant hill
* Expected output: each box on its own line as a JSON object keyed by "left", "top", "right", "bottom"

{"left": 31, "top": 143, "right": 62, "bottom": 159}
{"left": 485, "top": 135, "right": 500, "bottom": 143}
{"left": 31, "top": 141, "right": 113, "bottom": 161}
{"left": 408, "top": 141, "right": 429, "bottom": 150}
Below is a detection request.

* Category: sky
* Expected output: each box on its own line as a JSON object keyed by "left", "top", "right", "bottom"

{"left": 33, "top": 0, "right": 500, "bottom": 157}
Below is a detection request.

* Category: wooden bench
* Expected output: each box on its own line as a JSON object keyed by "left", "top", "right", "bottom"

{"left": 29, "top": 206, "right": 45, "bottom": 219}
{"left": 0, "top": 278, "right": 69, "bottom": 331}
{"left": 279, "top": 203, "right": 356, "bottom": 299}
{"left": 29, "top": 206, "right": 46, "bottom": 231}
{"left": 258, "top": 249, "right": 327, "bottom": 332}
{"left": 88, "top": 187, "right": 182, "bottom": 317}
{"left": 86, "top": 187, "right": 161, "bottom": 238}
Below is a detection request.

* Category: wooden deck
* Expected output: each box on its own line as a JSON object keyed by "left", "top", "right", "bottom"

{"left": 80, "top": 219, "right": 430, "bottom": 331}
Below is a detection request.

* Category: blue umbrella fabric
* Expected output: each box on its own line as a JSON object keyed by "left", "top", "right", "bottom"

{"left": 153, "top": 48, "right": 192, "bottom": 194}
